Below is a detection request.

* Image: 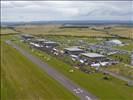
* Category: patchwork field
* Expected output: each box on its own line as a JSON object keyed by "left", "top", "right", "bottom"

{"left": 15, "top": 25, "right": 111, "bottom": 37}
{"left": 2, "top": 25, "right": 133, "bottom": 39}
{"left": 13, "top": 36, "right": 133, "bottom": 100}
{"left": 1, "top": 36, "right": 77, "bottom": 100}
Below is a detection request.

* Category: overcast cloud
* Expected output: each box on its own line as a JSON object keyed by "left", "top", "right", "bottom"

{"left": 1, "top": 1, "right": 133, "bottom": 22}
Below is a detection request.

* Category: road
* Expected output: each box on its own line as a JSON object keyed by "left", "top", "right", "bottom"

{"left": 6, "top": 40, "right": 97, "bottom": 100}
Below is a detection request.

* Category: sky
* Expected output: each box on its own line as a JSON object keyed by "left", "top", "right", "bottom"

{"left": 1, "top": 1, "right": 133, "bottom": 22}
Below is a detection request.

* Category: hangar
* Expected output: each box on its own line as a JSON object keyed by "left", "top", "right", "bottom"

{"left": 104, "top": 39, "right": 123, "bottom": 46}
{"left": 64, "top": 47, "right": 85, "bottom": 55}
{"left": 21, "top": 34, "right": 34, "bottom": 41}
{"left": 80, "top": 53, "right": 112, "bottom": 67}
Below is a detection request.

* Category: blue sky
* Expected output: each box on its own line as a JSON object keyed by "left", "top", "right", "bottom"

{"left": 1, "top": 1, "right": 133, "bottom": 22}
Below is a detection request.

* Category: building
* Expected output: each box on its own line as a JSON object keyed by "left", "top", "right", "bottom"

{"left": 80, "top": 53, "right": 111, "bottom": 67}
{"left": 80, "top": 53, "right": 106, "bottom": 62}
{"left": 21, "top": 34, "right": 34, "bottom": 41}
{"left": 64, "top": 47, "right": 85, "bottom": 55}
{"left": 34, "top": 39, "right": 47, "bottom": 44}
{"left": 88, "top": 44, "right": 128, "bottom": 55}
{"left": 43, "top": 41, "right": 59, "bottom": 48}
{"left": 104, "top": 39, "right": 123, "bottom": 46}
{"left": 29, "top": 38, "right": 46, "bottom": 48}
{"left": 30, "top": 38, "right": 58, "bottom": 49}
{"left": 88, "top": 45, "right": 118, "bottom": 55}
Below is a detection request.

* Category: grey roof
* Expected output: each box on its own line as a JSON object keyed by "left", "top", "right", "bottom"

{"left": 35, "top": 39, "right": 47, "bottom": 42}
{"left": 64, "top": 47, "right": 83, "bottom": 51}
{"left": 81, "top": 53, "right": 105, "bottom": 58}
{"left": 106, "top": 39, "right": 122, "bottom": 44}
{"left": 44, "top": 41, "right": 57, "bottom": 44}
{"left": 21, "top": 34, "right": 34, "bottom": 37}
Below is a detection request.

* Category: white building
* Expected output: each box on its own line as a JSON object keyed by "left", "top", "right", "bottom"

{"left": 104, "top": 39, "right": 123, "bottom": 46}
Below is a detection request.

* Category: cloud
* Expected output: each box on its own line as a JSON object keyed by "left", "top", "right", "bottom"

{"left": 1, "top": 1, "right": 133, "bottom": 22}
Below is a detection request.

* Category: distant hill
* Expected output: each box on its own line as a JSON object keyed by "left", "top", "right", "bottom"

{"left": 1, "top": 20, "right": 133, "bottom": 27}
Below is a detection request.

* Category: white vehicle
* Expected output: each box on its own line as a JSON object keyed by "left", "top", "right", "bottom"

{"left": 77, "top": 88, "right": 83, "bottom": 93}
{"left": 80, "top": 59, "right": 84, "bottom": 63}
{"left": 73, "top": 88, "right": 83, "bottom": 94}
{"left": 85, "top": 96, "right": 92, "bottom": 100}
{"left": 73, "top": 89, "right": 80, "bottom": 94}
{"left": 91, "top": 63, "right": 100, "bottom": 67}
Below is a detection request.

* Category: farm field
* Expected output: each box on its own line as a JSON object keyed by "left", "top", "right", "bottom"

{"left": 1, "top": 36, "right": 77, "bottom": 100}
{"left": 107, "top": 26, "right": 133, "bottom": 39}
{"left": 15, "top": 25, "right": 112, "bottom": 37}
{"left": 13, "top": 35, "right": 133, "bottom": 100}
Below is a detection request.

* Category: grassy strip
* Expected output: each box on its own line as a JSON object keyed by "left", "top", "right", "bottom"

{"left": 109, "top": 54, "right": 131, "bottom": 64}
{"left": 106, "top": 64, "right": 133, "bottom": 80}
{"left": 1, "top": 36, "right": 78, "bottom": 100}
{"left": 115, "top": 44, "right": 133, "bottom": 51}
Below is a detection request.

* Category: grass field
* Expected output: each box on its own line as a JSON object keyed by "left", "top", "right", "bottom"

{"left": 0, "top": 28, "right": 19, "bottom": 34}
{"left": 113, "top": 38, "right": 133, "bottom": 51}
{"left": 115, "top": 44, "right": 133, "bottom": 51}
{"left": 15, "top": 25, "right": 111, "bottom": 37}
{"left": 1, "top": 36, "right": 77, "bottom": 100}
{"left": 106, "top": 63, "right": 133, "bottom": 80}
{"left": 14, "top": 35, "right": 133, "bottom": 100}
{"left": 109, "top": 54, "right": 131, "bottom": 64}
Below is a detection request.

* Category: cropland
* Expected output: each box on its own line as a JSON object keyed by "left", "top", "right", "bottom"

{"left": 14, "top": 25, "right": 133, "bottom": 39}
{"left": 107, "top": 26, "right": 133, "bottom": 39}
{"left": 15, "top": 25, "right": 112, "bottom": 37}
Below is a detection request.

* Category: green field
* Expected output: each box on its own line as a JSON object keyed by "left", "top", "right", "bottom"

{"left": 14, "top": 35, "right": 133, "bottom": 100}
{"left": 1, "top": 36, "right": 77, "bottom": 100}
{"left": 115, "top": 44, "right": 133, "bottom": 51}
{"left": 0, "top": 28, "right": 19, "bottom": 34}
{"left": 109, "top": 54, "right": 131, "bottom": 64}
{"left": 106, "top": 63, "right": 133, "bottom": 80}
